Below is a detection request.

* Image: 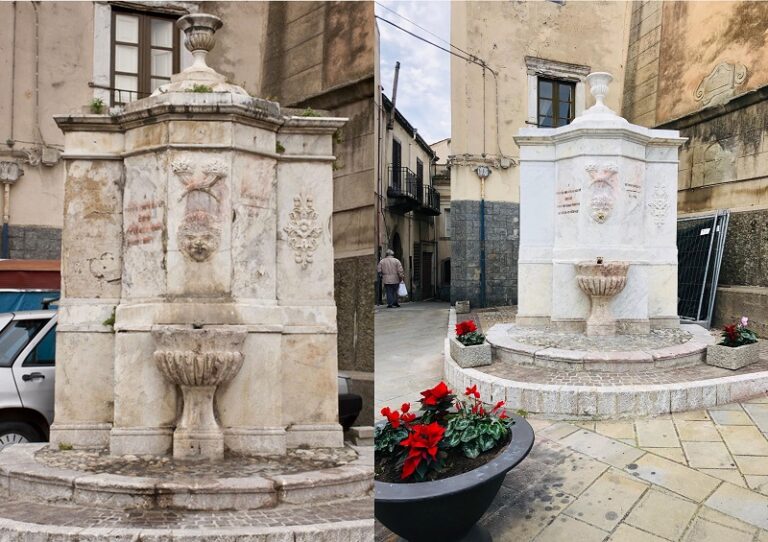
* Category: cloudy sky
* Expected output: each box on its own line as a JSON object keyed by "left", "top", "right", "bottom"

{"left": 376, "top": 1, "right": 451, "bottom": 145}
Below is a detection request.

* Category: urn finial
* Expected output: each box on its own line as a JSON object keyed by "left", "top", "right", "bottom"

{"left": 177, "top": 13, "right": 223, "bottom": 73}
{"left": 586, "top": 72, "right": 613, "bottom": 108}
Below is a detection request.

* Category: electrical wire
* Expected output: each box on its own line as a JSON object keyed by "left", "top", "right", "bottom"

{"left": 374, "top": 1, "right": 474, "bottom": 59}
{"left": 375, "top": 14, "right": 513, "bottom": 162}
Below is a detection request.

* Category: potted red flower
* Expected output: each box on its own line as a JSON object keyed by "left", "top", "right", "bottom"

{"left": 375, "top": 381, "right": 534, "bottom": 541}
{"left": 707, "top": 316, "right": 760, "bottom": 369}
{"left": 450, "top": 319, "right": 492, "bottom": 368}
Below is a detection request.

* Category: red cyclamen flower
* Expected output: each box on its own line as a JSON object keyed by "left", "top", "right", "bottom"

{"left": 455, "top": 320, "right": 477, "bottom": 336}
{"left": 465, "top": 384, "right": 480, "bottom": 398}
{"left": 401, "top": 403, "right": 411, "bottom": 413}
{"left": 381, "top": 406, "right": 401, "bottom": 429}
{"left": 420, "top": 381, "right": 451, "bottom": 406}
{"left": 399, "top": 422, "right": 445, "bottom": 479}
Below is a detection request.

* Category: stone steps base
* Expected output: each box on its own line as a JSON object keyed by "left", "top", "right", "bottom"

{"left": 445, "top": 343, "right": 768, "bottom": 419}
{"left": 0, "top": 444, "right": 372, "bottom": 512}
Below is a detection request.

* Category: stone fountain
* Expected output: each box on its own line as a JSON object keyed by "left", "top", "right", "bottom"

{"left": 444, "top": 72, "right": 768, "bottom": 419}
{"left": 575, "top": 258, "right": 628, "bottom": 336}
{"left": 0, "top": 14, "right": 373, "bottom": 540}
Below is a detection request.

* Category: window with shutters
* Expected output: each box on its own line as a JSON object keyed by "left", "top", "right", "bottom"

{"left": 111, "top": 9, "right": 181, "bottom": 105}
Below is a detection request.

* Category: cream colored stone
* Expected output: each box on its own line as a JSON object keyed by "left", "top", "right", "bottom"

{"left": 699, "top": 469, "right": 747, "bottom": 487}
{"left": 683, "top": 518, "right": 756, "bottom": 542}
{"left": 629, "top": 453, "right": 720, "bottom": 501}
{"left": 697, "top": 505, "right": 759, "bottom": 533}
{"left": 704, "top": 482, "right": 768, "bottom": 530}
{"left": 625, "top": 489, "right": 698, "bottom": 541}
{"left": 710, "top": 409, "right": 754, "bottom": 425}
{"left": 594, "top": 421, "right": 635, "bottom": 440}
{"left": 636, "top": 420, "right": 680, "bottom": 448}
{"left": 718, "top": 425, "right": 768, "bottom": 456}
{"left": 675, "top": 420, "right": 721, "bottom": 441}
{"left": 560, "top": 429, "right": 646, "bottom": 468}
{"left": 563, "top": 468, "right": 647, "bottom": 531}
{"left": 733, "top": 456, "right": 768, "bottom": 476}
{"left": 646, "top": 447, "right": 686, "bottom": 464}
{"left": 682, "top": 441, "right": 736, "bottom": 469}
{"left": 609, "top": 524, "right": 667, "bottom": 542}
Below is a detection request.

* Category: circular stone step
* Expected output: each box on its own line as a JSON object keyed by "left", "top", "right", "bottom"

{"left": 0, "top": 496, "right": 373, "bottom": 541}
{"left": 486, "top": 323, "right": 712, "bottom": 372}
{"left": 445, "top": 339, "right": 768, "bottom": 419}
{"left": 0, "top": 444, "right": 372, "bottom": 512}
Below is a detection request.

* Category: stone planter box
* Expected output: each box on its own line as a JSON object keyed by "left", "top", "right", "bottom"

{"left": 706, "top": 341, "right": 760, "bottom": 370}
{"left": 375, "top": 415, "right": 534, "bottom": 542}
{"left": 455, "top": 300, "right": 470, "bottom": 314}
{"left": 450, "top": 337, "right": 492, "bottom": 368}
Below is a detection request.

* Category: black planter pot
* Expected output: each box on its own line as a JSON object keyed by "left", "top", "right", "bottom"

{"left": 375, "top": 414, "right": 535, "bottom": 542}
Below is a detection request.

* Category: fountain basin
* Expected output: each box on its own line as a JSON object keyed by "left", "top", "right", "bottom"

{"left": 152, "top": 325, "right": 247, "bottom": 460}
{"left": 575, "top": 260, "right": 629, "bottom": 336}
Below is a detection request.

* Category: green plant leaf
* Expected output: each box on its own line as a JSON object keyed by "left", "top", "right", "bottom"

{"left": 462, "top": 442, "right": 480, "bottom": 459}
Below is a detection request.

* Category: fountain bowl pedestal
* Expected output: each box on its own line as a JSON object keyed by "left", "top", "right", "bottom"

{"left": 575, "top": 261, "right": 629, "bottom": 337}
{"left": 153, "top": 326, "right": 247, "bottom": 460}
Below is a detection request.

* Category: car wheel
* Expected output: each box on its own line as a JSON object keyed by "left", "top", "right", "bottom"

{"left": 0, "top": 422, "right": 42, "bottom": 451}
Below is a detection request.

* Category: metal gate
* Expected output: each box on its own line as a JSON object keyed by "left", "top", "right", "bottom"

{"left": 677, "top": 210, "right": 730, "bottom": 328}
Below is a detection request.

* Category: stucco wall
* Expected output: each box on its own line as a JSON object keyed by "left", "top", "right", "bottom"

{"left": 451, "top": 0, "right": 630, "bottom": 203}
{"left": 656, "top": 1, "right": 768, "bottom": 125}
{"left": 0, "top": 1, "right": 94, "bottom": 237}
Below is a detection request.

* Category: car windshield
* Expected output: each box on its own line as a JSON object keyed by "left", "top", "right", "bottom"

{"left": 0, "top": 319, "right": 49, "bottom": 368}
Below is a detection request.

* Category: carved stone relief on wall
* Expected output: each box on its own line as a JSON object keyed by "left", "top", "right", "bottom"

{"left": 585, "top": 163, "right": 619, "bottom": 224}
{"left": 694, "top": 63, "right": 747, "bottom": 107}
{"left": 171, "top": 158, "right": 227, "bottom": 262}
{"left": 283, "top": 194, "right": 322, "bottom": 269}
{"left": 647, "top": 182, "right": 669, "bottom": 228}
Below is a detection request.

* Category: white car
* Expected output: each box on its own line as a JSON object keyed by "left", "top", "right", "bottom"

{"left": 0, "top": 310, "right": 57, "bottom": 451}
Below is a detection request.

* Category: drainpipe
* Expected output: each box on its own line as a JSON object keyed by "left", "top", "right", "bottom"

{"left": 475, "top": 165, "right": 492, "bottom": 308}
{"left": 0, "top": 162, "right": 24, "bottom": 258}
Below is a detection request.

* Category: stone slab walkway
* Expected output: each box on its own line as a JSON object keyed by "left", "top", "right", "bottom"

{"left": 375, "top": 302, "right": 768, "bottom": 541}
{"left": 374, "top": 301, "right": 448, "bottom": 417}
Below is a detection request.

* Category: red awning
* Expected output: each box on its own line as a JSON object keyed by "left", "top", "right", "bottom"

{"left": 0, "top": 260, "right": 61, "bottom": 289}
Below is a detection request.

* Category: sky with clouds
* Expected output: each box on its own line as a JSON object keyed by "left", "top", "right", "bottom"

{"left": 376, "top": 1, "right": 451, "bottom": 146}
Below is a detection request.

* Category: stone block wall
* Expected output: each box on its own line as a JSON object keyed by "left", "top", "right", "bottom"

{"left": 8, "top": 225, "right": 62, "bottom": 260}
{"left": 334, "top": 253, "right": 374, "bottom": 425}
{"left": 622, "top": 0, "right": 662, "bottom": 127}
{"left": 451, "top": 200, "right": 519, "bottom": 308}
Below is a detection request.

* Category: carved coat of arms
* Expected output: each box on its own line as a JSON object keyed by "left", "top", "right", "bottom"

{"left": 171, "top": 158, "right": 227, "bottom": 262}
{"left": 585, "top": 163, "right": 619, "bottom": 224}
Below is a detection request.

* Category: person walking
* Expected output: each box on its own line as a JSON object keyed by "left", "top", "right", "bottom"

{"left": 377, "top": 249, "right": 405, "bottom": 308}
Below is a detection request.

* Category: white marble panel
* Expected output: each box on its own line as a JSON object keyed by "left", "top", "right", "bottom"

{"left": 122, "top": 153, "right": 167, "bottom": 300}
{"left": 231, "top": 152, "right": 277, "bottom": 301}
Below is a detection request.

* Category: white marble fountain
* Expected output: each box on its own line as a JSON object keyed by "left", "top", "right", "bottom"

{"left": 445, "top": 73, "right": 768, "bottom": 419}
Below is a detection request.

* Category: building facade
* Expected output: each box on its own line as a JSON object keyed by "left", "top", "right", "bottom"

{"left": 450, "top": 0, "right": 768, "bottom": 332}
{"left": 376, "top": 94, "right": 440, "bottom": 302}
{"left": 431, "top": 137, "right": 452, "bottom": 301}
{"left": 0, "top": 0, "right": 375, "bottom": 422}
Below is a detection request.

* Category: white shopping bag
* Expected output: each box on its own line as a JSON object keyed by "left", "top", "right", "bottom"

{"left": 398, "top": 282, "right": 408, "bottom": 297}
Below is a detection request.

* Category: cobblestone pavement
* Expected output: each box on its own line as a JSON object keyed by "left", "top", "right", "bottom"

{"left": 37, "top": 446, "right": 357, "bottom": 477}
{"left": 0, "top": 497, "right": 373, "bottom": 529}
{"left": 481, "top": 357, "right": 768, "bottom": 386}
{"left": 505, "top": 326, "right": 691, "bottom": 351}
{"left": 376, "top": 303, "right": 768, "bottom": 541}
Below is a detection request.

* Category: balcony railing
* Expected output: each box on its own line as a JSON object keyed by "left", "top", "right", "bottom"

{"left": 386, "top": 165, "right": 440, "bottom": 215}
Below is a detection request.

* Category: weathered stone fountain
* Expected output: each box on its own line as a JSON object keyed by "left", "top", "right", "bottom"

{"left": 0, "top": 14, "right": 372, "bottom": 540}
{"left": 445, "top": 72, "right": 768, "bottom": 419}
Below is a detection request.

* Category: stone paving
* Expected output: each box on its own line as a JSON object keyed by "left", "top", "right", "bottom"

{"left": 374, "top": 301, "right": 448, "bottom": 416}
{"left": 481, "top": 357, "right": 768, "bottom": 386}
{"left": 506, "top": 326, "right": 692, "bottom": 351}
{"left": 37, "top": 446, "right": 358, "bottom": 477}
{"left": 0, "top": 497, "right": 373, "bottom": 529}
{"left": 376, "top": 302, "right": 768, "bottom": 541}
